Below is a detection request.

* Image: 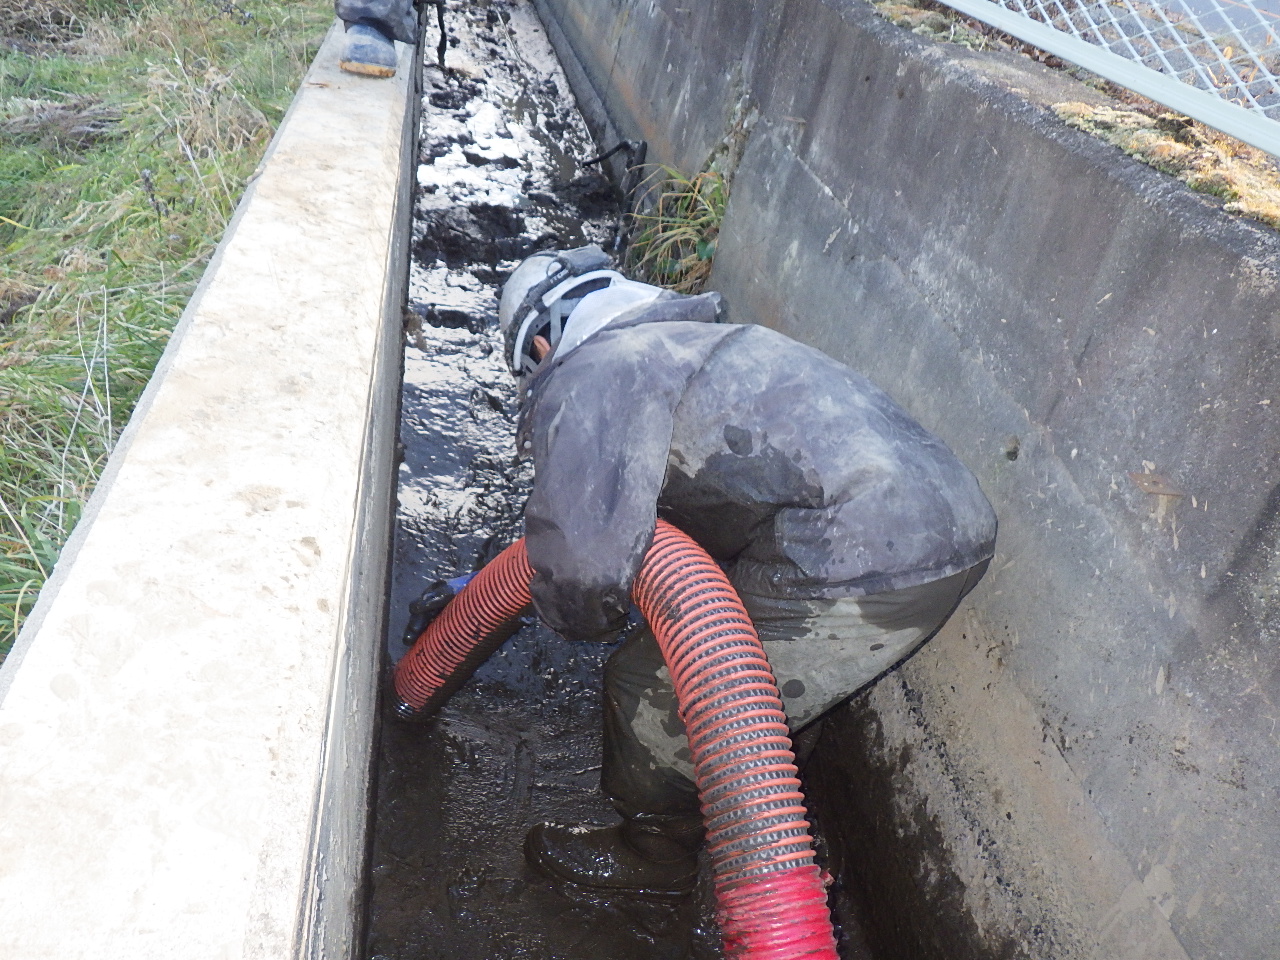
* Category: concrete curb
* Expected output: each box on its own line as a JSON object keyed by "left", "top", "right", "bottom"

{"left": 0, "top": 23, "right": 417, "bottom": 959}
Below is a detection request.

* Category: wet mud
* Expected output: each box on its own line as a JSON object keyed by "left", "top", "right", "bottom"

{"left": 363, "top": 2, "right": 718, "bottom": 957}
{"left": 365, "top": 3, "right": 886, "bottom": 957}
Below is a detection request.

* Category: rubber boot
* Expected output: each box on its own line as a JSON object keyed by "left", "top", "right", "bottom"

{"left": 339, "top": 23, "right": 397, "bottom": 78}
{"left": 524, "top": 813, "right": 704, "bottom": 899}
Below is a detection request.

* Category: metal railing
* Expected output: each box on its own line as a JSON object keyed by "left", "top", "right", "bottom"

{"left": 934, "top": 0, "right": 1280, "bottom": 155}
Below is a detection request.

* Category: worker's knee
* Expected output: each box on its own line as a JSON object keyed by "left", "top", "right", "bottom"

{"left": 602, "top": 632, "right": 691, "bottom": 783}
{"left": 603, "top": 627, "right": 669, "bottom": 706}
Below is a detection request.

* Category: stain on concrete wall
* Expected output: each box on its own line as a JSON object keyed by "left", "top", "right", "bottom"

{"left": 806, "top": 694, "right": 1025, "bottom": 960}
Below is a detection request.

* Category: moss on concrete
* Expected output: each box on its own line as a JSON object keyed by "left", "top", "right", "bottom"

{"left": 1055, "top": 101, "right": 1280, "bottom": 230}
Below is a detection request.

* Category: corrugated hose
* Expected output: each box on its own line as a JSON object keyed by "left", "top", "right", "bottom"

{"left": 393, "top": 519, "right": 838, "bottom": 959}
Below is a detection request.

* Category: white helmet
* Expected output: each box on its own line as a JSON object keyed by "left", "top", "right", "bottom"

{"left": 498, "top": 245, "right": 623, "bottom": 378}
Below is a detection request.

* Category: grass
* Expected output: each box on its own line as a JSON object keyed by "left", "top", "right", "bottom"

{"left": 874, "top": 0, "right": 1010, "bottom": 51}
{"left": 0, "top": 0, "right": 330, "bottom": 664}
{"left": 625, "top": 166, "right": 728, "bottom": 294}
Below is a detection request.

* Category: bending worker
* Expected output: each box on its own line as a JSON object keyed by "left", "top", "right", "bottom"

{"left": 493, "top": 245, "right": 997, "bottom": 898}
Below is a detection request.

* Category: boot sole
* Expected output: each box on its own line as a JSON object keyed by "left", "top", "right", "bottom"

{"left": 339, "top": 60, "right": 396, "bottom": 78}
{"left": 523, "top": 833, "right": 695, "bottom": 903}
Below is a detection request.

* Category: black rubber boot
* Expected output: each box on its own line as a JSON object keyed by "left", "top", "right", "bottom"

{"left": 524, "top": 815, "right": 703, "bottom": 899}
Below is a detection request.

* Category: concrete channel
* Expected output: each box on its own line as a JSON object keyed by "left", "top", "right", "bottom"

{"left": 364, "top": 5, "right": 730, "bottom": 957}
{"left": 2, "top": 0, "right": 1278, "bottom": 958}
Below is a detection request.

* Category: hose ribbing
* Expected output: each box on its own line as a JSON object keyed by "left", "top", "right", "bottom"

{"left": 392, "top": 520, "right": 838, "bottom": 958}
{"left": 392, "top": 538, "right": 532, "bottom": 719}
{"left": 632, "top": 521, "right": 837, "bottom": 958}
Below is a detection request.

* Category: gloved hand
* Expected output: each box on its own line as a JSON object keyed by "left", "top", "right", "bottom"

{"left": 614, "top": 605, "right": 648, "bottom": 645}
{"left": 401, "top": 573, "right": 475, "bottom": 647}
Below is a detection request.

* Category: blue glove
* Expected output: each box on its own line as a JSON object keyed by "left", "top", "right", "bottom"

{"left": 401, "top": 573, "right": 476, "bottom": 647}
{"left": 615, "top": 604, "right": 648, "bottom": 645}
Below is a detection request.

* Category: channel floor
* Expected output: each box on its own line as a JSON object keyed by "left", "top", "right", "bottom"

{"left": 365, "top": 2, "right": 721, "bottom": 957}
{"left": 363, "top": 2, "right": 872, "bottom": 957}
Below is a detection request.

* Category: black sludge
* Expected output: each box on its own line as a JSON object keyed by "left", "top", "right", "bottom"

{"left": 363, "top": 2, "right": 716, "bottom": 957}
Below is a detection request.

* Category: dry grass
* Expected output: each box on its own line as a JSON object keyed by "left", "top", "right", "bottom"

{"left": 1, "top": 95, "right": 122, "bottom": 149}
{"left": 875, "top": 0, "right": 992, "bottom": 48}
{"left": 0, "top": 0, "right": 328, "bottom": 661}
{"left": 1055, "top": 102, "right": 1280, "bottom": 228}
{"left": 874, "top": 0, "right": 1066, "bottom": 61}
{"left": 0, "top": 0, "right": 83, "bottom": 45}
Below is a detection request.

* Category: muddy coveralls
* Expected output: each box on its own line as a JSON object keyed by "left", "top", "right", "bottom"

{"left": 517, "top": 292, "right": 998, "bottom": 850}
{"left": 334, "top": 0, "right": 418, "bottom": 45}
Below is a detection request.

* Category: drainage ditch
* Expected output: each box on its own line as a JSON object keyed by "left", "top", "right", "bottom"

{"left": 363, "top": 2, "right": 874, "bottom": 957}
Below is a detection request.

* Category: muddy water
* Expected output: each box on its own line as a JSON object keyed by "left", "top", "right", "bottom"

{"left": 363, "top": 2, "right": 720, "bottom": 957}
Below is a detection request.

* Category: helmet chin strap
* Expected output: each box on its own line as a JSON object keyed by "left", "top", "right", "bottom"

{"left": 510, "top": 309, "right": 548, "bottom": 377}
{"left": 549, "top": 299, "right": 568, "bottom": 343}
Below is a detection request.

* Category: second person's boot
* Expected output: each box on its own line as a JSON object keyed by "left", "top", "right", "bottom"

{"left": 339, "top": 23, "right": 397, "bottom": 78}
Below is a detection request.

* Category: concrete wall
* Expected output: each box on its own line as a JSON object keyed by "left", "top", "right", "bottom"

{"left": 533, "top": 1, "right": 1280, "bottom": 958}
{"left": 0, "top": 25, "right": 417, "bottom": 959}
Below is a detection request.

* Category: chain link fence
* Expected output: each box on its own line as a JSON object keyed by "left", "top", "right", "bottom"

{"left": 935, "top": 0, "right": 1280, "bottom": 154}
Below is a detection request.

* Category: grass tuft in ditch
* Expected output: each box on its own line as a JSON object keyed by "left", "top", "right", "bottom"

{"left": 0, "top": 0, "right": 329, "bottom": 663}
{"left": 625, "top": 166, "right": 727, "bottom": 294}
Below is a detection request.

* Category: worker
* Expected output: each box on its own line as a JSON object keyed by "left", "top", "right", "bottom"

{"left": 334, "top": 0, "right": 416, "bottom": 77}
{"left": 482, "top": 244, "right": 995, "bottom": 898}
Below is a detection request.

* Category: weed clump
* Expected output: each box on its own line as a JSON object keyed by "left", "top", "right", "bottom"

{"left": 0, "top": 0, "right": 81, "bottom": 45}
{"left": 873, "top": 0, "right": 1065, "bottom": 59}
{"left": 0, "top": 0, "right": 328, "bottom": 661}
{"left": 1, "top": 95, "right": 121, "bottom": 150}
{"left": 626, "top": 167, "right": 727, "bottom": 294}
{"left": 874, "top": 0, "right": 992, "bottom": 49}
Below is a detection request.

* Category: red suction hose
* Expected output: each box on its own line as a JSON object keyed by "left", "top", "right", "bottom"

{"left": 393, "top": 520, "right": 838, "bottom": 959}
{"left": 393, "top": 539, "right": 533, "bottom": 720}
